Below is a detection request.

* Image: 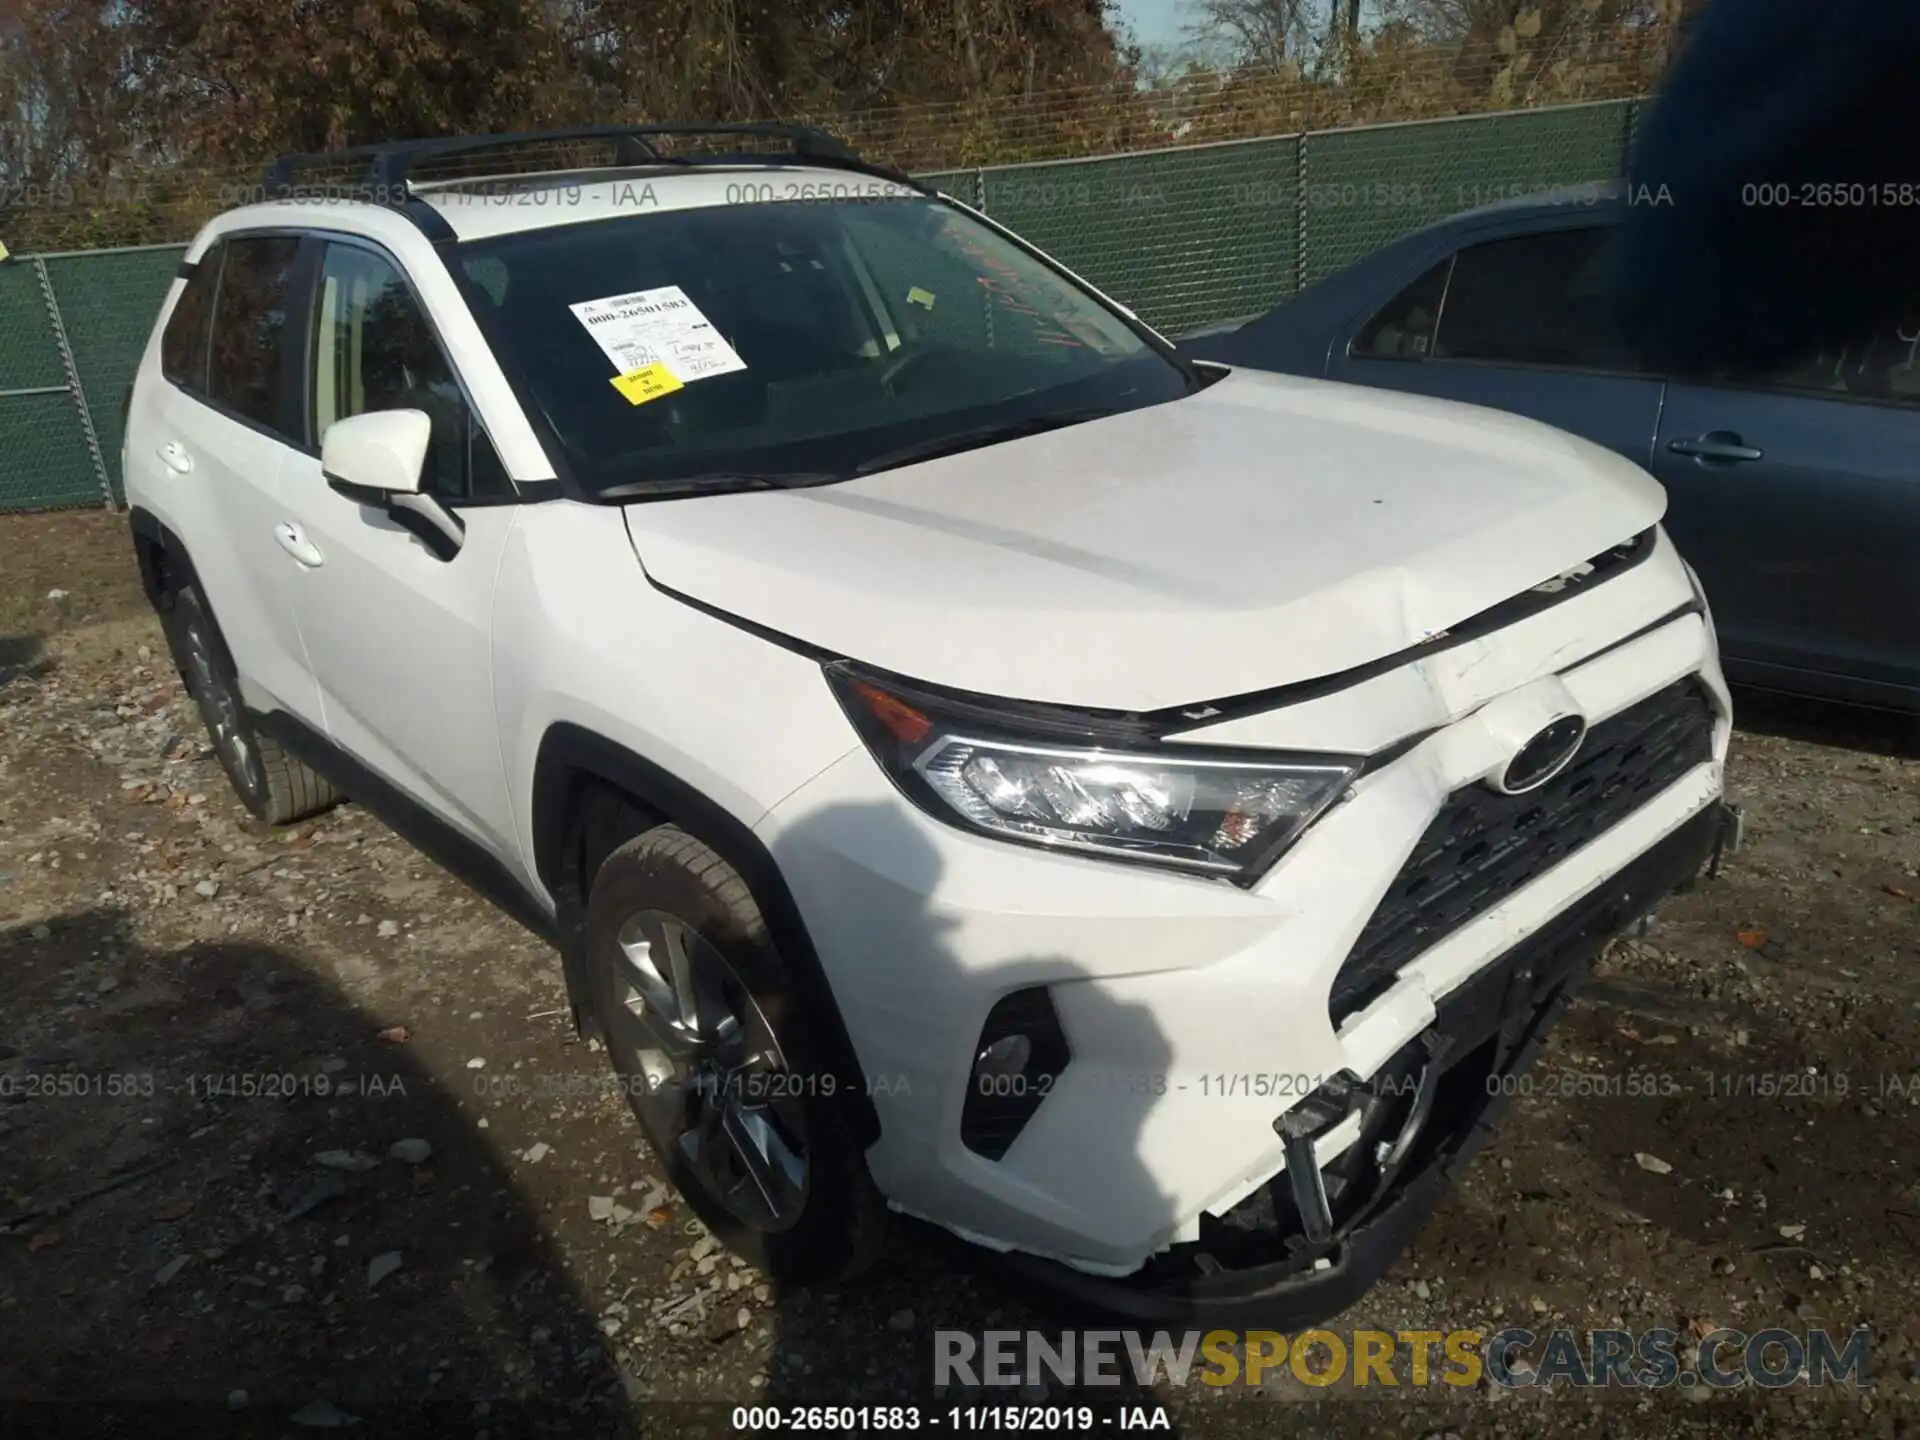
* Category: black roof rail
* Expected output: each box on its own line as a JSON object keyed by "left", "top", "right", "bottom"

{"left": 259, "top": 123, "right": 921, "bottom": 207}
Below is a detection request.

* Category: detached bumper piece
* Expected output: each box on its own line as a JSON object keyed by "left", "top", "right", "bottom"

{"left": 1274, "top": 1028, "right": 1451, "bottom": 1246}
{"left": 1003, "top": 800, "right": 1726, "bottom": 1328}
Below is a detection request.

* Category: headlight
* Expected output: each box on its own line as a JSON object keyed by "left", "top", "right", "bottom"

{"left": 826, "top": 664, "right": 1359, "bottom": 880}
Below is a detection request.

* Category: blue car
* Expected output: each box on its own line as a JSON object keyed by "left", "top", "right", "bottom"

{"left": 1182, "top": 187, "right": 1920, "bottom": 717}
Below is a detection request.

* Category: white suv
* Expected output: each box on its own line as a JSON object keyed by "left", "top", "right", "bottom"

{"left": 124, "top": 124, "right": 1737, "bottom": 1325}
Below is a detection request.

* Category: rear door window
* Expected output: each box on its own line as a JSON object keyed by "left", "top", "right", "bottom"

{"left": 1430, "top": 226, "right": 1639, "bottom": 372}
{"left": 1729, "top": 311, "right": 1920, "bottom": 406}
{"left": 206, "top": 234, "right": 302, "bottom": 436}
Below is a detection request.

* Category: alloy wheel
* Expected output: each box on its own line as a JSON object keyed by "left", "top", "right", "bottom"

{"left": 603, "top": 908, "right": 810, "bottom": 1232}
{"left": 178, "top": 615, "right": 260, "bottom": 801}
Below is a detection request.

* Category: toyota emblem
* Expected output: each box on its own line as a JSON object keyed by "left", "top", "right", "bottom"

{"left": 1494, "top": 714, "right": 1589, "bottom": 794}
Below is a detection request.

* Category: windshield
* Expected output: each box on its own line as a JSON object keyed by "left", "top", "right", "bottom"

{"left": 454, "top": 193, "right": 1197, "bottom": 495}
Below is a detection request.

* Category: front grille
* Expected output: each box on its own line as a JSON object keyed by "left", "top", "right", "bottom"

{"left": 1329, "top": 679, "right": 1715, "bottom": 1019}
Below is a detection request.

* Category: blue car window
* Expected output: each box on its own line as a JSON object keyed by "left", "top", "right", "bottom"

{"left": 1431, "top": 227, "right": 1641, "bottom": 373}
{"left": 1735, "top": 312, "right": 1920, "bottom": 406}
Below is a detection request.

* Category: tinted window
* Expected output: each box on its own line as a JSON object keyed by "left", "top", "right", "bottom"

{"left": 161, "top": 246, "right": 221, "bottom": 391}
{"left": 456, "top": 195, "right": 1191, "bottom": 497}
{"left": 310, "top": 243, "right": 511, "bottom": 501}
{"left": 1432, "top": 227, "right": 1639, "bottom": 372}
{"left": 1352, "top": 257, "right": 1449, "bottom": 361}
{"left": 1733, "top": 310, "right": 1920, "bottom": 406}
{"left": 207, "top": 235, "right": 300, "bottom": 431}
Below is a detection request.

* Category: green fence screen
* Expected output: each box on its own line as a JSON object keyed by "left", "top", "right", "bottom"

{"left": 44, "top": 247, "right": 193, "bottom": 501}
{"left": 918, "top": 169, "right": 981, "bottom": 206}
{"left": 0, "top": 260, "right": 106, "bottom": 511}
{"left": 1298, "top": 99, "right": 1635, "bottom": 288}
{"left": 982, "top": 135, "right": 1303, "bottom": 339}
{"left": 0, "top": 99, "right": 1639, "bottom": 513}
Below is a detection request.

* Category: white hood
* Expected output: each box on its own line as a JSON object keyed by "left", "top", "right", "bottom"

{"left": 623, "top": 368, "right": 1667, "bottom": 712}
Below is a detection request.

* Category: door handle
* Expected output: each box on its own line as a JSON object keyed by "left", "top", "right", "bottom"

{"left": 273, "top": 521, "right": 324, "bottom": 568}
{"left": 155, "top": 441, "right": 194, "bottom": 475}
{"left": 1667, "top": 431, "right": 1763, "bottom": 464}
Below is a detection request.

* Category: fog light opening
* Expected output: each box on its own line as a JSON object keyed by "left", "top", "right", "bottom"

{"left": 960, "top": 987, "right": 1071, "bottom": 1161}
{"left": 974, "top": 1032, "right": 1033, "bottom": 1082}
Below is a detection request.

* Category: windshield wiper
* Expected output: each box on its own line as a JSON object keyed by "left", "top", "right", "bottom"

{"left": 602, "top": 471, "right": 846, "bottom": 501}
{"left": 600, "top": 406, "right": 1126, "bottom": 498}
{"left": 852, "top": 407, "right": 1122, "bottom": 476}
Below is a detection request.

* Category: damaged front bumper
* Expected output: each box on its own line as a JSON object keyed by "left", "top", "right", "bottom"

{"left": 1001, "top": 799, "right": 1734, "bottom": 1328}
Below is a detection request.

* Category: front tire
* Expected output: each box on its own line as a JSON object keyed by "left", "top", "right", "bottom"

{"left": 163, "top": 582, "right": 337, "bottom": 826}
{"left": 583, "top": 824, "right": 886, "bottom": 1285}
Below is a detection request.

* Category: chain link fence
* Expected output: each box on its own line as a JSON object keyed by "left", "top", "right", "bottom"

{"left": 0, "top": 98, "right": 1641, "bottom": 514}
{"left": 926, "top": 96, "right": 1636, "bottom": 336}
{"left": 1297, "top": 98, "right": 1635, "bottom": 288}
{"left": 43, "top": 247, "right": 196, "bottom": 497}
{"left": 0, "top": 257, "right": 113, "bottom": 511}
{"left": 978, "top": 135, "right": 1304, "bottom": 340}
{"left": 0, "top": 244, "right": 187, "bottom": 511}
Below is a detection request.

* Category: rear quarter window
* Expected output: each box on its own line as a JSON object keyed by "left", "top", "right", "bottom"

{"left": 1351, "top": 257, "right": 1450, "bottom": 361}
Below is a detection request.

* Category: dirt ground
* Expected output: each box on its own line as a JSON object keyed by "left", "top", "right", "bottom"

{"left": 2, "top": 507, "right": 1917, "bottom": 1438}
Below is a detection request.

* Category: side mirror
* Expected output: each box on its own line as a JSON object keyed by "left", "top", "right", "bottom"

{"left": 321, "top": 409, "right": 464, "bottom": 561}
{"left": 320, "top": 409, "right": 431, "bottom": 495}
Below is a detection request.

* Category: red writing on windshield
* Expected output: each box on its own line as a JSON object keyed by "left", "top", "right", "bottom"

{"left": 951, "top": 230, "right": 1086, "bottom": 350}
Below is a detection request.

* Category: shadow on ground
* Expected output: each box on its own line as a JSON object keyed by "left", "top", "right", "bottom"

{"left": 0, "top": 634, "right": 49, "bottom": 688}
{"left": 0, "top": 907, "right": 637, "bottom": 1436}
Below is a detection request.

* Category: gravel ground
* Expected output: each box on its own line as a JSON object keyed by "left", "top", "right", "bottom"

{"left": 1, "top": 508, "right": 1917, "bottom": 1438}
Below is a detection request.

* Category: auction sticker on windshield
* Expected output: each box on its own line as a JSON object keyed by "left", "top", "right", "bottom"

{"left": 609, "top": 362, "right": 685, "bottom": 407}
{"left": 569, "top": 285, "right": 748, "bottom": 384}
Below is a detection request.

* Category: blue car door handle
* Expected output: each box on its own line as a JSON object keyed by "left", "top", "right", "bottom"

{"left": 1668, "top": 431, "right": 1764, "bottom": 463}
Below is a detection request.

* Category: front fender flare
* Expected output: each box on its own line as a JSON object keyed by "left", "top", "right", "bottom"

{"left": 530, "top": 722, "right": 881, "bottom": 1147}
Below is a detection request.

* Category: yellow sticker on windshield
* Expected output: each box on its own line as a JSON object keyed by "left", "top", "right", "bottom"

{"left": 906, "top": 286, "right": 936, "bottom": 310}
{"left": 611, "top": 362, "right": 684, "bottom": 407}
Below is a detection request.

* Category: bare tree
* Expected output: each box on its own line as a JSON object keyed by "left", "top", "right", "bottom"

{"left": 1186, "top": 0, "right": 1386, "bottom": 74}
{"left": 1185, "top": 0, "right": 1326, "bottom": 68}
{"left": 1373, "top": 0, "right": 1665, "bottom": 43}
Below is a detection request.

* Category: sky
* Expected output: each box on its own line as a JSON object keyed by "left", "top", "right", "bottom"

{"left": 1113, "top": 0, "right": 1190, "bottom": 50}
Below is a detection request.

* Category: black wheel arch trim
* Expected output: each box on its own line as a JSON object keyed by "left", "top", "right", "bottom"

{"left": 129, "top": 505, "right": 188, "bottom": 613}
{"left": 530, "top": 722, "right": 881, "bottom": 1147}
{"left": 128, "top": 507, "right": 243, "bottom": 683}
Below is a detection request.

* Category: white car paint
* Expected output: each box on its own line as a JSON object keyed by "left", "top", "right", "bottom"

{"left": 491, "top": 502, "right": 868, "bottom": 894}
{"left": 627, "top": 365, "right": 1668, "bottom": 710}
{"left": 151, "top": 382, "right": 326, "bottom": 723}
{"left": 123, "top": 161, "right": 1730, "bottom": 1287}
{"left": 279, "top": 474, "right": 523, "bottom": 857}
